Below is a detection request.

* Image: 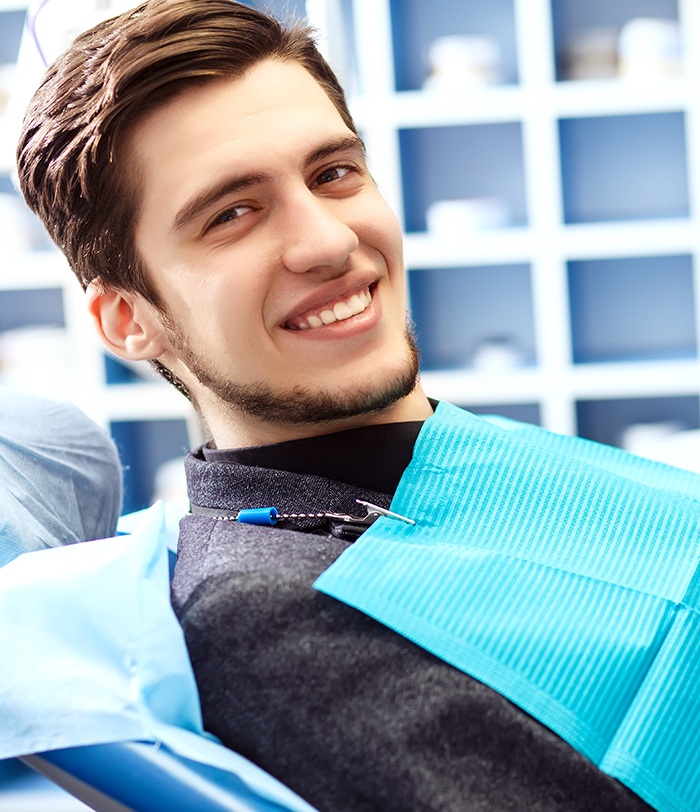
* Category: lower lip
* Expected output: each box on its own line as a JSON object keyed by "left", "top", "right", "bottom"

{"left": 284, "top": 289, "right": 382, "bottom": 342}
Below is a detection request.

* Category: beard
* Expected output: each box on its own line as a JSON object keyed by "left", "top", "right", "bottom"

{"left": 158, "top": 317, "right": 421, "bottom": 427}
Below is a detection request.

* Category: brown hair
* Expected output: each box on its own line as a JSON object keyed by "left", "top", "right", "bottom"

{"left": 16, "top": 0, "right": 356, "bottom": 308}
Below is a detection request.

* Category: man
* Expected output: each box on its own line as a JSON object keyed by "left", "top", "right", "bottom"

{"left": 16, "top": 2, "right": 654, "bottom": 810}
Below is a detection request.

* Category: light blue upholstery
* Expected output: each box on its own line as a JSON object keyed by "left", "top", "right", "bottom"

{"left": 0, "top": 387, "right": 122, "bottom": 566}
{"left": 0, "top": 390, "right": 315, "bottom": 811}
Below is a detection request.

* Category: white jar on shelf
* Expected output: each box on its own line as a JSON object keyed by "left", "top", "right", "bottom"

{"left": 617, "top": 18, "right": 683, "bottom": 80}
{"left": 423, "top": 35, "right": 502, "bottom": 91}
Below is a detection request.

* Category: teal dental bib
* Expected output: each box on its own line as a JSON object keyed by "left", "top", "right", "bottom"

{"left": 315, "top": 402, "right": 700, "bottom": 812}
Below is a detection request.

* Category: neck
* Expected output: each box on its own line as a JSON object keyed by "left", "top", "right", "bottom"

{"left": 206, "top": 384, "right": 434, "bottom": 450}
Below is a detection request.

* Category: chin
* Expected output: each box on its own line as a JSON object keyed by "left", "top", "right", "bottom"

{"left": 177, "top": 322, "right": 421, "bottom": 427}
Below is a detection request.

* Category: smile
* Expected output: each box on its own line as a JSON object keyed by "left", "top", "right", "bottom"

{"left": 285, "top": 287, "right": 373, "bottom": 331}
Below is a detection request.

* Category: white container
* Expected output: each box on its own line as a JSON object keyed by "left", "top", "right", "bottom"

{"left": 618, "top": 18, "right": 682, "bottom": 80}
{"left": 426, "top": 197, "right": 510, "bottom": 235}
{"left": 424, "top": 35, "right": 502, "bottom": 91}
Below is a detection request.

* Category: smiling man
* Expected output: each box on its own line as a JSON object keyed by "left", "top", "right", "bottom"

{"left": 16, "top": 2, "right": 656, "bottom": 811}
{"left": 100, "top": 58, "right": 430, "bottom": 447}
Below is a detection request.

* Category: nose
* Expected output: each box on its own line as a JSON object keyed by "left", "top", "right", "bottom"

{"left": 279, "top": 189, "right": 359, "bottom": 275}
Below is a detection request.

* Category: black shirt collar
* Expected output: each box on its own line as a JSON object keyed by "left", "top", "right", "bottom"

{"left": 203, "top": 420, "right": 426, "bottom": 496}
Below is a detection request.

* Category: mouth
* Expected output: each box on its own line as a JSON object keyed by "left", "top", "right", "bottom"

{"left": 284, "top": 285, "right": 375, "bottom": 331}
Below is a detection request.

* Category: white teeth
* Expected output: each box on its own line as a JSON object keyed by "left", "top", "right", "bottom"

{"left": 348, "top": 294, "right": 365, "bottom": 314}
{"left": 290, "top": 287, "right": 373, "bottom": 331}
{"left": 333, "top": 301, "right": 353, "bottom": 320}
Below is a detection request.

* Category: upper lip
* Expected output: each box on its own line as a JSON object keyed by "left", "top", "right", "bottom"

{"left": 280, "top": 272, "right": 379, "bottom": 327}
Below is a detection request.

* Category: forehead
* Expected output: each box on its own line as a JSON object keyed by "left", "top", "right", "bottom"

{"left": 129, "top": 59, "right": 353, "bottom": 219}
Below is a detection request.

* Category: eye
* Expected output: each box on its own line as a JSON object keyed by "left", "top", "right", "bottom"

{"left": 206, "top": 203, "right": 255, "bottom": 231}
{"left": 313, "top": 164, "right": 355, "bottom": 187}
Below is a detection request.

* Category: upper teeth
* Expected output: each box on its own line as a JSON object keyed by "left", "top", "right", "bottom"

{"left": 292, "top": 289, "right": 372, "bottom": 331}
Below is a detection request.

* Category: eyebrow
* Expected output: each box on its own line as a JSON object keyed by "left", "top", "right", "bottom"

{"left": 172, "top": 172, "right": 269, "bottom": 233}
{"left": 171, "top": 133, "right": 367, "bottom": 233}
{"left": 304, "top": 133, "right": 366, "bottom": 169}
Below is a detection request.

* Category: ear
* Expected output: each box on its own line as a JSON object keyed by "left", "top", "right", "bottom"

{"left": 86, "top": 279, "right": 168, "bottom": 361}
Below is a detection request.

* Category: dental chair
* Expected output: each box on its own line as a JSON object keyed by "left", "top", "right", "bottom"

{"left": 6, "top": 514, "right": 318, "bottom": 812}
{"left": 13, "top": 535, "right": 310, "bottom": 812}
{"left": 5, "top": 515, "right": 317, "bottom": 812}
{"left": 0, "top": 390, "right": 317, "bottom": 812}
{"left": 6, "top": 515, "right": 317, "bottom": 812}
{"left": 21, "top": 742, "right": 292, "bottom": 812}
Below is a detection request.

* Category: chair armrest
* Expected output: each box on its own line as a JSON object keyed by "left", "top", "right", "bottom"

{"left": 21, "top": 740, "right": 287, "bottom": 812}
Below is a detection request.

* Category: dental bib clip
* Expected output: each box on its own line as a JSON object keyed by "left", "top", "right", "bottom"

{"left": 236, "top": 499, "right": 415, "bottom": 529}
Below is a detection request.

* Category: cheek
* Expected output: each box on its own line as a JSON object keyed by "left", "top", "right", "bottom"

{"left": 169, "top": 256, "right": 261, "bottom": 323}
{"left": 360, "top": 199, "right": 403, "bottom": 264}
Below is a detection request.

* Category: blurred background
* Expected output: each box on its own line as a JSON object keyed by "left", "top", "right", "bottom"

{"left": 1, "top": 0, "right": 699, "bottom": 806}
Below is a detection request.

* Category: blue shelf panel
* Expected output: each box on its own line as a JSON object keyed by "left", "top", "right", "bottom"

{"left": 390, "top": 0, "right": 518, "bottom": 92}
{"left": 552, "top": 0, "right": 680, "bottom": 82}
{"left": 400, "top": 123, "right": 527, "bottom": 234}
{"left": 0, "top": 288, "right": 64, "bottom": 332}
{"left": 409, "top": 263, "right": 536, "bottom": 371}
{"left": 0, "top": 174, "right": 54, "bottom": 252}
{"left": 103, "top": 354, "right": 146, "bottom": 384}
{"left": 560, "top": 112, "right": 689, "bottom": 224}
{"left": 576, "top": 394, "right": 700, "bottom": 448}
{"left": 110, "top": 419, "right": 190, "bottom": 515}
{"left": 0, "top": 9, "right": 26, "bottom": 64}
{"left": 568, "top": 253, "right": 697, "bottom": 364}
{"left": 464, "top": 402, "right": 541, "bottom": 426}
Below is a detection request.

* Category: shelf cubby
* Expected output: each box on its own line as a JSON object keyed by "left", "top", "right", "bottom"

{"left": 559, "top": 112, "right": 689, "bottom": 223}
{"left": 110, "top": 419, "right": 190, "bottom": 515}
{"left": 389, "top": 0, "right": 519, "bottom": 92}
{"left": 568, "top": 253, "right": 697, "bottom": 363}
{"left": 399, "top": 123, "right": 527, "bottom": 233}
{"left": 409, "top": 263, "right": 536, "bottom": 371}
{"left": 465, "top": 401, "right": 541, "bottom": 426}
{"left": 576, "top": 393, "right": 699, "bottom": 447}
{"left": 551, "top": 0, "right": 681, "bottom": 83}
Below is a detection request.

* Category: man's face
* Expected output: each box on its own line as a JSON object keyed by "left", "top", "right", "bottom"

{"left": 130, "top": 59, "right": 421, "bottom": 446}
